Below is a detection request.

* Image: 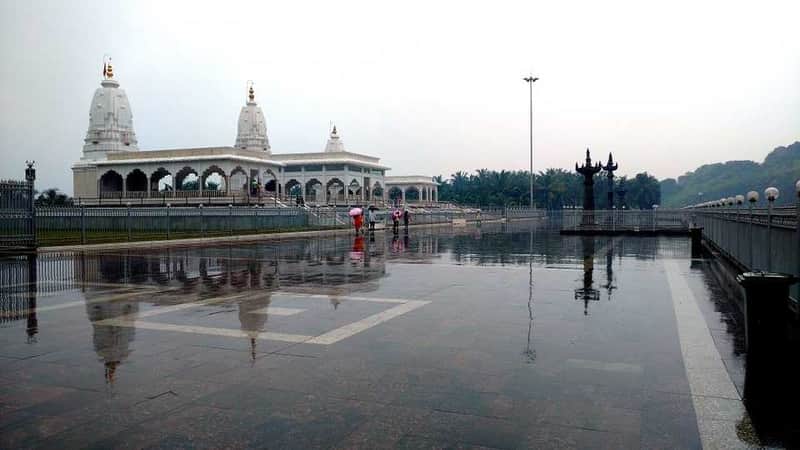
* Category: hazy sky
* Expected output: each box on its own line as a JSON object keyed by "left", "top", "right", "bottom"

{"left": 2, "top": 0, "right": 798, "bottom": 194}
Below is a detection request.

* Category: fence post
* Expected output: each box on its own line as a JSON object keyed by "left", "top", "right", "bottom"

{"left": 765, "top": 188, "right": 779, "bottom": 272}
{"left": 166, "top": 203, "right": 171, "bottom": 240}
{"left": 126, "top": 203, "right": 131, "bottom": 242}
{"left": 80, "top": 204, "right": 86, "bottom": 245}
{"left": 199, "top": 204, "right": 205, "bottom": 237}
{"left": 747, "top": 193, "right": 756, "bottom": 269}
{"left": 796, "top": 180, "right": 800, "bottom": 300}
{"left": 228, "top": 204, "right": 233, "bottom": 235}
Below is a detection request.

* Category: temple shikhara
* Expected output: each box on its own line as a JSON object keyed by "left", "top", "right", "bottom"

{"left": 72, "top": 61, "right": 438, "bottom": 205}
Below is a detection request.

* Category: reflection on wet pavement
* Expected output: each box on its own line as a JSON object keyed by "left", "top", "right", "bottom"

{"left": 0, "top": 221, "right": 794, "bottom": 448}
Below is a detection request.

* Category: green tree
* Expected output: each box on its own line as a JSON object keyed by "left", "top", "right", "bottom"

{"left": 35, "top": 188, "right": 73, "bottom": 206}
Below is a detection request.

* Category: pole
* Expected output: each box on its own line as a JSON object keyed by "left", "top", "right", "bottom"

{"left": 524, "top": 76, "right": 538, "bottom": 209}
{"left": 529, "top": 79, "right": 533, "bottom": 209}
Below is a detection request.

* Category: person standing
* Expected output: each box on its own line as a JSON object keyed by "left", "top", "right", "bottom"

{"left": 352, "top": 208, "right": 364, "bottom": 234}
{"left": 392, "top": 209, "right": 400, "bottom": 235}
{"left": 367, "top": 207, "right": 376, "bottom": 232}
{"left": 403, "top": 209, "right": 410, "bottom": 232}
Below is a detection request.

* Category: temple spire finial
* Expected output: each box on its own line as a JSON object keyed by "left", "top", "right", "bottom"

{"left": 103, "top": 56, "right": 114, "bottom": 79}
{"left": 247, "top": 81, "right": 255, "bottom": 102}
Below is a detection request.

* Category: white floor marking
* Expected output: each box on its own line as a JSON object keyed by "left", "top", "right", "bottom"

{"left": 306, "top": 300, "right": 430, "bottom": 345}
{"left": 249, "top": 306, "right": 306, "bottom": 316}
{"left": 663, "top": 260, "right": 750, "bottom": 449}
{"left": 93, "top": 292, "right": 430, "bottom": 345}
{"left": 271, "top": 291, "right": 409, "bottom": 304}
{"left": 0, "top": 290, "right": 173, "bottom": 317}
{"left": 99, "top": 293, "right": 252, "bottom": 322}
{"left": 99, "top": 319, "right": 313, "bottom": 343}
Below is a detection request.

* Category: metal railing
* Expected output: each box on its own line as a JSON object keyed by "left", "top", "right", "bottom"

{"left": 689, "top": 204, "right": 799, "bottom": 304}
{"left": 560, "top": 209, "right": 690, "bottom": 232}
{"left": 32, "top": 205, "right": 545, "bottom": 247}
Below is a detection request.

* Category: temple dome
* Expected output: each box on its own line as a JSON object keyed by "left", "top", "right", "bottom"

{"left": 235, "top": 84, "right": 270, "bottom": 152}
{"left": 82, "top": 63, "right": 139, "bottom": 160}
{"left": 324, "top": 125, "right": 345, "bottom": 152}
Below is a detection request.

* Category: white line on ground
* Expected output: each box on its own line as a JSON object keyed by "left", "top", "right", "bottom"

{"left": 99, "top": 319, "right": 313, "bottom": 343}
{"left": 92, "top": 291, "right": 430, "bottom": 345}
{"left": 249, "top": 306, "right": 306, "bottom": 316}
{"left": 305, "top": 300, "right": 430, "bottom": 345}
{"left": 271, "top": 291, "right": 411, "bottom": 304}
{"left": 0, "top": 290, "right": 175, "bottom": 317}
{"left": 663, "top": 260, "right": 750, "bottom": 449}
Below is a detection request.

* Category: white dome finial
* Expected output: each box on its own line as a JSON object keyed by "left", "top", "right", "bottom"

{"left": 235, "top": 81, "right": 270, "bottom": 152}
{"left": 82, "top": 58, "right": 138, "bottom": 160}
{"left": 324, "top": 124, "right": 345, "bottom": 152}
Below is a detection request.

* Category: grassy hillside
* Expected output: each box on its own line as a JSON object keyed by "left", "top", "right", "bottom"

{"left": 661, "top": 142, "right": 800, "bottom": 207}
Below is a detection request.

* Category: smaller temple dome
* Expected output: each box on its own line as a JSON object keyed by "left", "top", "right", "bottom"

{"left": 235, "top": 83, "right": 270, "bottom": 152}
{"left": 324, "top": 125, "right": 346, "bottom": 152}
{"left": 82, "top": 60, "right": 139, "bottom": 160}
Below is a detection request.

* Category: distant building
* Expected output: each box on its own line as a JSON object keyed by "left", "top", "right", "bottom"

{"left": 71, "top": 62, "right": 437, "bottom": 205}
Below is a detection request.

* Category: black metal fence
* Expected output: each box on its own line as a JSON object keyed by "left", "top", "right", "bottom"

{"left": 0, "top": 178, "right": 35, "bottom": 251}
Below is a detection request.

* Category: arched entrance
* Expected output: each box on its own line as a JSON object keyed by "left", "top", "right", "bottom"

{"left": 372, "top": 182, "right": 384, "bottom": 200}
{"left": 388, "top": 187, "right": 403, "bottom": 203}
{"left": 305, "top": 178, "right": 323, "bottom": 202}
{"left": 326, "top": 178, "right": 345, "bottom": 204}
{"left": 229, "top": 167, "right": 248, "bottom": 195}
{"left": 150, "top": 168, "right": 172, "bottom": 193}
{"left": 405, "top": 186, "right": 420, "bottom": 202}
{"left": 125, "top": 169, "right": 147, "bottom": 196}
{"left": 99, "top": 170, "right": 123, "bottom": 198}
{"left": 175, "top": 166, "right": 200, "bottom": 192}
{"left": 348, "top": 179, "right": 361, "bottom": 202}
{"left": 201, "top": 166, "right": 227, "bottom": 194}
{"left": 285, "top": 179, "right": 302, "bottom": 200}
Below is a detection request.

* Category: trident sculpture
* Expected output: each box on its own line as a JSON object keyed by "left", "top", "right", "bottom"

{"left": 575, "top": 149, "right": 601, "bottom": 225}
{"left": 602, "top": 153, "right": 618, "bottom": 210}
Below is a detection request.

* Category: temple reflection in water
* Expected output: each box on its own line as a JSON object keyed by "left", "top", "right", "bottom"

{"left": 0, "top": 223, "right": 694, "bottom": 390}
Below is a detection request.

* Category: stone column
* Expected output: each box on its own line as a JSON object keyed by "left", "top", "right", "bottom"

{"left": 401, "top": 187, "right": 406, "bottom": 204}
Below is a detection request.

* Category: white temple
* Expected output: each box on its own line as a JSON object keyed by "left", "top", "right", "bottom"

{"left": 72, "top": 62, "right": 438, "bottom": 205}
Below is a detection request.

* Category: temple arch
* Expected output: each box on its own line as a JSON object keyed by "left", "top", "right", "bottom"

{"left": 326, "top": 178, "right": 345, "bottom": 204}
{"left": 150, "top": 167, "right": 172, "bottom": 192}
{"left": 372, "top": 181, "right": 384, "bottom": 200}
{"left": 201, "top": 166, "right": 227, "bottom": 192}
{"left": 175, "top": 166, "right": 200, "bottom": 191}
{"left": 125, "top": 169, "right": 147, "bottom": 194}
{"left": 404, "top": 186, "right": 420, "bottom": 202}
{"left": 388, "top": 186, "right": 403, "bottom": 202}
{"left": 285, "top": 179, "right": 302, "bottom": 198}
{"left": 99, "top": 170, "right": 123, "bottom": 197}
{"left": 229, "top": 166, "right": 248, "bottom": 194}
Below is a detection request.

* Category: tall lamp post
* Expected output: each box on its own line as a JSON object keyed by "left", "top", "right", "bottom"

{"left": 523, "top": 75, "right": 538, "bottom": 208}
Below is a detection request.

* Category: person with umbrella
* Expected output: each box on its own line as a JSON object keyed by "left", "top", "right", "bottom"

{"left": 392, "top": 208, "right": 401, "bottom": 235}
{"left": 349, "top": 207, "right": 364, "bottom": 234}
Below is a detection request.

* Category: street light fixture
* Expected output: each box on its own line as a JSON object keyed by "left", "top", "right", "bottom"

{"left": 523, "top": 75, "right": 539, "bottom": 208}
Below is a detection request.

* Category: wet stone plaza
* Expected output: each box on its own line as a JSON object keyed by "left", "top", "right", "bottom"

{"left": 0, "top": 221, "right": 769, "bottom": 448}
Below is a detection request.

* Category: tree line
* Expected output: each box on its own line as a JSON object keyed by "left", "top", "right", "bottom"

{"left": 435, "top": 169, "right": 661, "bottom": 209}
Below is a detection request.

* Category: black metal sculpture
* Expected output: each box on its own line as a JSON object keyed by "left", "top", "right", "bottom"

{"left": 602, "top": 153, "right": 618, "bottom": 210}
{"left": 575, "top": 149, "right": 601, "bottom": 225}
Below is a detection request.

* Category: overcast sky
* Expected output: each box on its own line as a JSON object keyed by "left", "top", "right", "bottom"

{"left": 1, "top": 0, "right": 798, "bottom": 194}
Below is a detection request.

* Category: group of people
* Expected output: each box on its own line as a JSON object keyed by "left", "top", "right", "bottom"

{"left": 350, "top": 206, "right": 411, "bottom": 235}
